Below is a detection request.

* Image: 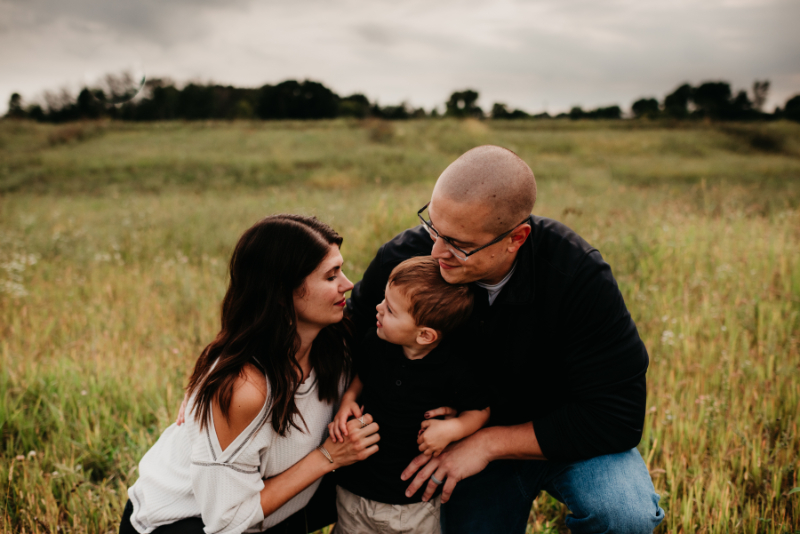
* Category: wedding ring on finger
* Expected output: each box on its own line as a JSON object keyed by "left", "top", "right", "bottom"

{"left": 358, "top": 416, "right": 367, "bottom": 428}
{"left": 431, "top": 474, "right": 444, "bottom": 486}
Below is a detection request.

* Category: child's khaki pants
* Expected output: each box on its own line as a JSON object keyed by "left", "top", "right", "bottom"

{"left": 332, "top": 485, "right": 441, "bottom": 534}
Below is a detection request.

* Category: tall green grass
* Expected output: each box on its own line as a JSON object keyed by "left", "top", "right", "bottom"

{"left": 1, "top": 119, "right": 798, "bottom": 532}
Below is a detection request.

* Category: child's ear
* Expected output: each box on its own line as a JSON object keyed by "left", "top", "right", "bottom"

{"left": 416, "top": 327, "right": 440, "bottom": 346}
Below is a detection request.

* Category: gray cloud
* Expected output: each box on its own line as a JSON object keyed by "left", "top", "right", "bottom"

{"left": 3, "top": 0, "right": 252, "bottom": 44}
{"left": 1, "top": 0, "right": 798, "bottom": 114}
{"left": 354, "top": 24, "right": 399, "bottom": 47}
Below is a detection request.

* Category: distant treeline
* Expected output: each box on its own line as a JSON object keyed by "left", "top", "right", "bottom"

{"left": 5, "top": 75, "right": 800, "bottom": 123}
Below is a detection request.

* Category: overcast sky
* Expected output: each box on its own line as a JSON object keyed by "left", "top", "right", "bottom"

{"left": 2, "top": 0, "right": 799, "bottom": 115}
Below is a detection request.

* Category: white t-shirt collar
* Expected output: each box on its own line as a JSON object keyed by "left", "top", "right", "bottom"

{"left": 476, "top": 262, "right": 517, "bottom": 306}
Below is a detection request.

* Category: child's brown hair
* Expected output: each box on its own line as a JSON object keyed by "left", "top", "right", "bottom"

{"left": 388, "top": 256, "right": 474, "bottom": 335}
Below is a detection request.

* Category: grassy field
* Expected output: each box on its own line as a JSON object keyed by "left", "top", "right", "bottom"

{"left": 1, "top": 118, "right": 799, "bottom": 533}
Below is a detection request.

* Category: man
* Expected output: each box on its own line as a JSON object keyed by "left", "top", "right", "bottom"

{"left": 346, "top": 145, "right": 665, "bottom": 533}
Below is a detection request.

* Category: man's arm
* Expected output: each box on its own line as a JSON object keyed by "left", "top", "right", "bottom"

{"left": 531, "top": 250, "right": 648, "bottom": 461}
{"left": 478, "top": 421, "right": 543, "bottom": 460}
{"left": 403, "top": 250, "right": 650, "bottom": 499}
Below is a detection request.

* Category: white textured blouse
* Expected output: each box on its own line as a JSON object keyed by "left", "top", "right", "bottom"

{"left": 128, "top": 369, "right": 336, "bottom": 534}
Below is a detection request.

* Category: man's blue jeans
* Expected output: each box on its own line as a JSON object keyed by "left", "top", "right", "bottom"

{"left": 441, "top": 448, "right": 665, "bottom": 534}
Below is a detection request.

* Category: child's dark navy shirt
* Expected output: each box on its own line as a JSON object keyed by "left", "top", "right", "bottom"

{"left": 336, "top": 330, "right": 489, "bottom": 504}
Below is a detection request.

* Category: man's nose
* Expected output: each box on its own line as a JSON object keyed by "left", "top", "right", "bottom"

{"left": 430, "top": 235, "right": 452, "bottom": 258}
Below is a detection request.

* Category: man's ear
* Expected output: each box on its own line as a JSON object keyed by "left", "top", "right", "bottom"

{"left": 416, "top": 327, "right": 440, "bottom": 346}
{"left": 508, "top": 225, "right": 531, "bottom": 252}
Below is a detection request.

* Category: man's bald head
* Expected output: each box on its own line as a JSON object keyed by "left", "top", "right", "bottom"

{"left": 432, "top": 146, "right": 536, "bottom": 234}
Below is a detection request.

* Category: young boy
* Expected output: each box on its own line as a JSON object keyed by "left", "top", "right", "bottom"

{"left": 328, "top": 256, "right": 490, "bottom": 534}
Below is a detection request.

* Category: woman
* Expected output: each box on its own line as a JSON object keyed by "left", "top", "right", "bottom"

{"left": 120, "top": 214, "right": 380, "bottom": 534}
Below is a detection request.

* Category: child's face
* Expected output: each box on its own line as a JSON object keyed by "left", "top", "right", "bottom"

{"left": 375, "top": 283, "right": 420, "bottom": 346}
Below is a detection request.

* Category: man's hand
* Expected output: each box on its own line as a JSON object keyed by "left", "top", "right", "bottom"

{"left": 401, "top": 431, "right": 492, "bottom": 504}
{"left": 176, "top": 392, "right": 189, "bottom": 426}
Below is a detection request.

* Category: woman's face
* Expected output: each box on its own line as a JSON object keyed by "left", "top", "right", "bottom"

{"left": 293, "top": 245, "right": 354, "bottom": 330}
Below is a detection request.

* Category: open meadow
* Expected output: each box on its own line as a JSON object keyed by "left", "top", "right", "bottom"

{"left": 1, "top": 118, "right": 799, "bottom": 533}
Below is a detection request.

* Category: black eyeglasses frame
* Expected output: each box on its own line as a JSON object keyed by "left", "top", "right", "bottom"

{"left": 416, "top": 202, "right": 530, "bottom": 261}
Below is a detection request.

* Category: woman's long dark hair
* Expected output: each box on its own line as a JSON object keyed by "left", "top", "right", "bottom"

{"left": 186, "top": 214, "right": 353, "bottom": 436}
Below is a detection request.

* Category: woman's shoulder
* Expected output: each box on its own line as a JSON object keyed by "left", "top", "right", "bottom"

{"left": 237, "top": 363, "right": 269, "bottom": 402}
{"left": 212, "top": 363, "right": 269, "bottom": 451}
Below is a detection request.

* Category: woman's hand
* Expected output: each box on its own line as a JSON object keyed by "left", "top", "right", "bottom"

{"left": 329, "top": 400, "right": 364, "bottom": 442}
{"left": 418, "top": 419, "right": 459, "bottom": 457}
{"left": 323, "top": 413, "right": 380, "bottom": 468}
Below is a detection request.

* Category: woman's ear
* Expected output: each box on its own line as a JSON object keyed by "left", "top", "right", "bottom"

{"left": 292, "top": 283, "right": 306, "bottom": 311}
{"left": 416, "top": 327, "right": 440, "bottom": 346}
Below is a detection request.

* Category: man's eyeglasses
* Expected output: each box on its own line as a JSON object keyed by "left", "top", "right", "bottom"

{"left": 417, "top": 202, "right": 530, "bottom": 261}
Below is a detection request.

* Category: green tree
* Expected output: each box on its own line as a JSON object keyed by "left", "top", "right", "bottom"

{"left": 338, "top": 94, "right": 371, "bottom": 118}
{"left": 569, "top": 106, "right": 585, "bottom": 120}
{"left": 664, "top": 83, "right": 693, "bottom": 118}
{"left": 752, "top": 80, "right": 770, "bottom": 111}
{"left": 76, "top": 88, "right": 104, "bottom": 119}
{"left": 445, "top": 90, "right": 482, "bottom": 118}
{"left": 570, "top": 105, "right": 621, "bottom": 120}
{"left": 784, "top": 95, "right": 800, "bottom": 122}
{"left": 256, "top": 80, "right": 339, "bottom": 120}
{"left": 632, "top": 98, "right": 660, "bottom": 119}
{"left": 693, "top": 82, "right": 732, "bottom": 119}
{"left": 7, "top": 93, "right": 25, "bottom": 118}
{"left": 730, "top": 90, "right": 752, "bottom": 115}
{"left": 234, "top": 99, "right": 254, "bottom": 119}
{"left": 492, "top": 102, "right": 511, "bottom": 119}
{"left": 27, "top": 104, "right": 44, "bottom": 121}
{"left": 491, "top": 103, "right": 528, "bottom": 119}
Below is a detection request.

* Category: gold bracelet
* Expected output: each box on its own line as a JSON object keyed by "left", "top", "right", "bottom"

{"left": 317, "top": 445, "right": 335, "bottom": 471}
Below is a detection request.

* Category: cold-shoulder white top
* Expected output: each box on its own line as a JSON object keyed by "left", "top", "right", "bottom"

{"left": 128, "top": 369, "right": 335, "bottom": 534}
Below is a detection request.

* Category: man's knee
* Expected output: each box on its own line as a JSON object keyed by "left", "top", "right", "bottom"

{"left": 563, "top": 491, "right": 664, "bottom": 534}
{"left": 592, "top": 492, "right": 664, "bottom": 534}
{"left": 547, "top": 449, "right": 665, "bottom": 534}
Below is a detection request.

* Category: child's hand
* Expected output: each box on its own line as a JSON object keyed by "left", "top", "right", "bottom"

{"left": 423, "top": 406, "right": 457, "bottom": 420}
{"left": 417, "top": 418, "right": 459, "bottom": 457}
{"left": 330, "top": 401, "right": 364, "bottom": 443}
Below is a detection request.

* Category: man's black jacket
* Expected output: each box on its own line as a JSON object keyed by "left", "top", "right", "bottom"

{"left": 346, "top": 215, "right": 649, "bottom": 462}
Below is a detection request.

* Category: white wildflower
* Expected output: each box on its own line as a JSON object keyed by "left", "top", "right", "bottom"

{"left": 661, "top": 330, "right": 675, "bottom": 345}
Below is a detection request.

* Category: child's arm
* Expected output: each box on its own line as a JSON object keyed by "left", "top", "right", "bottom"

{"left": 329, "top": 375, "right": 364, "bottom": 443}
{"left": 417, "top": 407, "right": 491, "bottom": 457}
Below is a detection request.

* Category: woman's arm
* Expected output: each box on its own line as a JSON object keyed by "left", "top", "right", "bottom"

{"left": 197, "top": 365, "right": 380, "bottom": 529}
{"left": 259, "top": 416, "right": 379, "bottom": 517}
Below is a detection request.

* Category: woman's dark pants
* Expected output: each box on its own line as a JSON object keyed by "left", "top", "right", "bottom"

{"left": 119, "top": 474, "right": 337, "bottom": 534}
